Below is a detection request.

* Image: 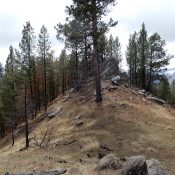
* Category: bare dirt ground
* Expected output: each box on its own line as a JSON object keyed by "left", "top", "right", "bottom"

{"left": 0, "top": 80, "right": 175, "bottom": 175}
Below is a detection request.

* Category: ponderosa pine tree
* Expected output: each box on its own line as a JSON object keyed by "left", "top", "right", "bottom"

{"left": 59, "top": 49, "right": 68, "bottom": 95}
{"left": 147, "top": 33, "right": 172, "bottom": 92}
{"left": 158, "top": 76, "right": 171, "bottom": 101}
{"left": 19, "top": 21, "right": 36, "bottom": 148}
{"left": 55, "top": 19, "right": 82, "bottom": 92}
{"left": 171, "top": 80, "right": 175, "bottom": 104}
{"left": 126, "top": 24, "right": 172, "bottom": 95}
{"left": 106, "top": 35, "right": 122, "bottom": 71}
{"left": 67, "top": 0, "right": 117, "bottom": 102}
{"left": 38, "top": 25, "right": 51, "bottom": 111}
{"left": 126, "top": 33, "right": 139, "bottom": 85}
{"left": 138, "top": 23, "right": 148, "bottom": 89}
{"left": 0, "top": 46, "right": 20, "bottom": 146}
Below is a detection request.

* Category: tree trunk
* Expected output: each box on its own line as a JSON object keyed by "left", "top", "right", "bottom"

{"left": 11, "top": 122, "right": 15, "bottom": 146}
{"left": 75, "top": 44, "right": 79, "bottom": 92}
{"left": 141, "top": 37, "right": 146, "bottom": 89}
{"left": 147, "top": 49, "right": 153, "bottom": 92}
{"left": 0, "top": 117, "right": 5, "bottom": 137}
{"left": 134, "top": 45, "right": 138, "bottom": 86}
{"left": 92, "top": 0, "right": 102, "bottom": 102}
{"left": 44, "top": 50, "right": 47, "bottom": 111}
{"left": 62, "top": 69, "right": 65, "bottom": 95}
{"left": 84, "top": 32, "right": 89, "bottom": 79}
{"left": 24, "top": 81, "right": 29, "bottom": 148}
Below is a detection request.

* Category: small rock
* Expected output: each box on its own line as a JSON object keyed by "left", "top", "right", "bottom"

{"left": 47, "top": 107, "right": 62, "bottom": 120}
{"left": 120, "top": 103, "right": 129, "bottom": 109}
{"left": 111, "top": 75, "right": 120, "bottom": 85}
{"left": 125, "top": 83, "right": 129, "bottom": 88}
{"left": 75, "top": 120, "right": 84, "bottom": 126}
{"left": 139, "top": 89, "right": 146, "bottom": 96}
{"left": 69, "top": 88, "right": 75, "bottom": 93}
{"left": 166, "top": 126, "right": 173, "bottom": 131}
{"left": 121, "top": 156, "right": 148, "bottom": 175}
{"left": 74, "top": 115, "right": 82, "bottom": 120}
{"left": 108, "top": 85, "right": 118, "bottom": 91}
{"left": 112, "top": 104, "right": 115, "bottom": 108}
{"left": 147, "top": 159, "right": 166, "bottom": 175}
{"left": 57, "top": 159, "right": 67, "bottom": 164}
{"left": 99, "top": 144, "right": 112, "bottom": 158}
{"left": 96, "top": 154, "right": 121, "bottom": 171}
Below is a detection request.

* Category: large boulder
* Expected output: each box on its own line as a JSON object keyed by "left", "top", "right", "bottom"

{"left": 121, "top": 156, "right": 148, "bottom": 175}
{"left": 146, "top": 159, "right": 166, "bottom": 175}
{"left": 96, "top": 154, "right": 121, "bottom": 171}
{"left": 101, "top": 57, "right": 120, "bottom": 80}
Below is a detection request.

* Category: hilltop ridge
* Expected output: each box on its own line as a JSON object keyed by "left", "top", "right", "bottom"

{"left": 0, "top": 80, "right": 175, "bottom": 174}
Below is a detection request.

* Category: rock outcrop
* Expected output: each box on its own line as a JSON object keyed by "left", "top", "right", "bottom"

{"left": 101, "top": 57, "right": 120, "bottom": 80}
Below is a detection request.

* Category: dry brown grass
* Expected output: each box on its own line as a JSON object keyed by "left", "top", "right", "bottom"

{"left": 0, "top": 80, "right": 175, "bottom": 174}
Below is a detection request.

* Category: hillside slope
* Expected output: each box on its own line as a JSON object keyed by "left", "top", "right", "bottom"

{"left": 0, "top": 80, "right": 175, "bottom": 175}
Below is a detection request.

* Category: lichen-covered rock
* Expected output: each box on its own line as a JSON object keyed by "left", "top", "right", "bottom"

{"left": 101, "top": 57, "right": 120, "bottom": 80}
{"left": 121, "top": 156, "right": 148, "bottom": 175}
{"left": 111, "top": 75, "right": 120, "bottom": 85}
{"left": 96, "top": 154, "right": 121, "bottom": 171}
{"left": 146, "top": 159, "right": 166, "bottom": 175}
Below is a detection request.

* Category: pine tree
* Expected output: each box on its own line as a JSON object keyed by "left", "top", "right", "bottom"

{"left": 59, "top": 49, "right": 68, "bottom": 95}
{"left": 126, "top": 32, "right": 139, "bottom": 86}
{"left": 67, "top": 0, "right": 117, "bottom": 102}
{"left": 147, "top": 33, "right": 172, "bottom": 92}
{"left": 106, "top": 35, "right": 122, "bottom": 71}
{"left": 0, "top": 46, "right": 19, "bottom": 146}
{"left": 19, "top": 21, "right": 36, "bottom": 148}
{"left": 158, "top": 76, "right": 171, "bottom": 101}
{"left": 138, "top": 23, "right": 148, "bottom": 89}
{"left": 170, "top": 80, "right": 175, "bottom": 104}
{"left": 38, "top": 25, "right": 51, "bottom": 111}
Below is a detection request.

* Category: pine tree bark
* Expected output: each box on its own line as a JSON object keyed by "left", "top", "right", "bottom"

{"left": 11, "top": 122, "right": 15, "bottom": 146}
{"left": 44, "top": 46, "right": 47, "bottom": 111}
{"left": 75, "top": 44, "right": 79, "bottom": 92}
{"left": 92, "top": 0, "right": 102, "bottom": 102}
{"left": 24, "top": 81, "right": 29, "bottom": 148}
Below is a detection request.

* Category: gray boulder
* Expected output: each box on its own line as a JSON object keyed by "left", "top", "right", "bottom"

{"left": 96, "top": 154, "right": 121, "bottom": 171}
{"left": 147, "top": 159, "right": 166, "bottom": 175}
{"left": 111, "top": 75, "right": 120, "bottom": 85}
{"left": 101, "top": 57, "right": 120, "bottom": 80}
{"left": 121, "top": 156, "right": 148, "bottom": 175}
{"left": 46, "top": 107, "right": 62, "bottom": 120}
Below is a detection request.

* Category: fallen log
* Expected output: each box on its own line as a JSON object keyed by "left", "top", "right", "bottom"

{"left": 5, "top": 169, "right": 67, "bottom": 175}
{"left": 147, "top": 96, "right": 165, "bottom": 105}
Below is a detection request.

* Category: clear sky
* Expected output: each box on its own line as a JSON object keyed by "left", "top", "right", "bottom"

{"left": 0, "top": 0, "right": 175, "bottom": 69}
